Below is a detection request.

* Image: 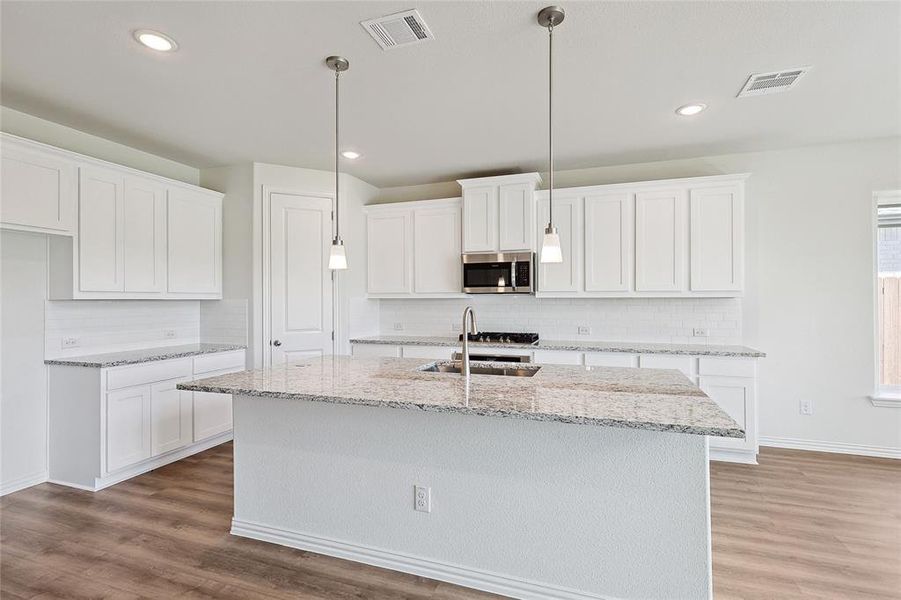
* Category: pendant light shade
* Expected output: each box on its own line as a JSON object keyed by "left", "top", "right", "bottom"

{"left": 327, "top": 55, "right": 349, "bottom": 270}
{"left": 540, "top": 225, "right": 563, "bottom": 264}
{"left": 538, "top": 6, "right": 565, "bottom": 264}
{"left": 328, "top": 239, "right": 347, "bottom": 270}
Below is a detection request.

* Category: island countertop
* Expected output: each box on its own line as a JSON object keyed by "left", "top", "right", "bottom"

{"left": 349, "top": 335, "right": 765, "bottom": 358}
{"left": 178, "top": 356, "right": 743, "bottom": 438}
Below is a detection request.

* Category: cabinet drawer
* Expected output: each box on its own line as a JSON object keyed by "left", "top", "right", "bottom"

{"left": 107, "top": 358, "right": 192, "bottom": 391}
{"left": 698, "top": 357, "right": 756, "bottom": 378}
{"left": 533, "top": 350, "right": 583, "bottom": 365}
{"left": 638, "top": 354, "right": 695, "bottom": 377}
{"left": 402, "top": 345, "right": 456, "bottom": 360}
{"left": 352, "top": 344, "right": 401, "bottom": 358}
{"left": 584, "top": 352, "right": 638, "bottom": 368}
{"left": 193, "top": 350, "right": 246, "bottom": 375}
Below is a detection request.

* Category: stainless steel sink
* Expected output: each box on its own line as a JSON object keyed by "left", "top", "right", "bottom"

{"left": 418, "top": 361, "right": 541, "bottom": 377}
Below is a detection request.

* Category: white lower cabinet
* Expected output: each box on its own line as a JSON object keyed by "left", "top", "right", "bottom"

{"left": 533, "top": 350, "right": 583, "bottom": 365}
{"left": 106, "top": 385, "right": 152, "bottom": 472}
{"left": 352, "top": 343, "right": 402, "bottom": 358}
{"left": 151, "top": 377, "right": 193, "bottom": 456}
{"left": 48, "top": 349, "right": 245, "bottom": 491}
{"left": 401, "top": 345, "right": 456, "bottom": 360}
{"left": 194, "top": 389, "right": 233, "bottom": 442}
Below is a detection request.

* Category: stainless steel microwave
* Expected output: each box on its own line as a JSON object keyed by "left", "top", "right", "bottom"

{"left": 462, "top": 252, "right": 535, "bottom": 294}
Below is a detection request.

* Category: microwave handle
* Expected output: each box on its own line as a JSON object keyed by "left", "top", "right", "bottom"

{"left": 511, "top": 259, "right": 517, "bottom": 290}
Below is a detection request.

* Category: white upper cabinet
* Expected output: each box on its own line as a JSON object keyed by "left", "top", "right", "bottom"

{"left": 635, "top": 189, "right": 687, "bottom": 292}
{"left": 498, "top": 183, "right": 535, "bottom": 252}
{"left": 584, "top": 193, "right": 633, "bottom": 292}
{"left": 7, "top": 134, "right": 223, "bottom": 300}
{"left": 79, "top": 166, "right": 125, "bottom": 292}
{"left": 123, "top": 176, "right": 167, "bottom": 293}
{"left": 0, "top": 135, "right": 77, "bottom": 235}
{"left": 536, "top": 195, "right": 582, "bottom": 293}
{"left": 367, "top": 208, "right": 413, "bottom": 295}
{"left": 167, "top": 188, "right": 222, "bottom": 296}
{"left": 459, "top": 173, "right": 541, "bottom": 253}
{"left": 413, "top": 200, "right": 462, "bottom": 294}
{"left": 690, "top": 185, "right": 744, "bottom": 291}
{"left": 461, "top": 185, "right": 497, "bottom": 252}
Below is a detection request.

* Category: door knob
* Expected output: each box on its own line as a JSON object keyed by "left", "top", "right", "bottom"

{"left": 272, "top": 339, "right": 282, "bottom": 347}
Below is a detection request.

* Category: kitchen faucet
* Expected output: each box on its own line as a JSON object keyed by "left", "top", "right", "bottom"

{"left": 461, "top": 306, "right": 479, "bottom": 378}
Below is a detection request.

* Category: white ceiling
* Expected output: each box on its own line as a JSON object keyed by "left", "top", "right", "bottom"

{"left": 2, "top": 1, "right": 899, "bottom": 187}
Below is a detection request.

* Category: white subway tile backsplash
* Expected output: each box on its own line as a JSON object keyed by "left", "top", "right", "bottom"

{"left": 378, "top": 297, "right": 742, "bottom": 344}
{"left": 44, "top": 299, "right": 249, "bottom": 359}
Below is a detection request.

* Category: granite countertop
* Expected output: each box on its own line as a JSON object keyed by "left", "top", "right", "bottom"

{"left": 350, "top": 335, "right": 765, "bottom": 358}
{"left": 45, "top": 343, "right": 247, "bottom": 368}
{"left": 178, "top": 356, "right": 744, "bottom": 438}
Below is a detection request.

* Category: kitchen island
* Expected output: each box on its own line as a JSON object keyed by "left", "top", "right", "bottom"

{"left": 180, "top": 356, "right": 742, "bottom": 600}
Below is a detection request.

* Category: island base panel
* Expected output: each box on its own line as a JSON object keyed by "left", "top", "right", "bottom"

{"left": 231, "top": 394, "right": 712, "bottom": 600}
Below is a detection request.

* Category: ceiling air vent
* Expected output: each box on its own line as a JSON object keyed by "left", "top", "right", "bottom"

{"left": 736, "top": 66, "right": 811, "bottom": 98}
{"left": 361, "top": 9, "right": 435, "bottom": 50}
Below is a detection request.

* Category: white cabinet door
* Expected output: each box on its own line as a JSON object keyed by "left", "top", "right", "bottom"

{"left": 79, "top": 166, "right": 125, "bottom": 292}
{"left": 700, "top": 376, "right": 755, "bottom": 452}
{"left": 1, "top": 140, "right": 77, "bottom": 234}
{"left": 193, "top": 390, "right": 233, "bottom": 442}
{"left": 635, "top": 189, "right": 686, "bottom": 292}
{"left": 414, "top": 203, "right": 462, "bottom": 294}
{"left": 536, "top": 196, "right": 582, "bottom": 293}
{"left": 690, "top": 185, "right": 743, "bottom": 292}
{"left": 498, "top": 183, "right": 534, "bottom": 252}
{"left": 584, "top": 193, "right": 632, "bottom": 292}
{"left": 107, "top": 385, "right": 152, "bottom": 472}
{"left": 167, "top": 189, "right": 222, "bottom": 295}
{"left": 367, "top": 210, "right": 412, "bottom": 294}
{"left": 123, "top": 176, "right": 167, "bottom": 293}
{"left": 462, "top": 186, "right": 498, "bottom": 252}
{"left": 150, "top": 377, "right": 193, "bottom": 456}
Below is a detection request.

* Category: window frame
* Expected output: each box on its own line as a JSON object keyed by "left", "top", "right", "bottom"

{"left": 872, "top": 190, "right": 901, "bottom": 407}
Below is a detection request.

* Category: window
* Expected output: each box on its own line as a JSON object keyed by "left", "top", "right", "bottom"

{"left": 875, "top": 191, "right": 901, "bottom": 404}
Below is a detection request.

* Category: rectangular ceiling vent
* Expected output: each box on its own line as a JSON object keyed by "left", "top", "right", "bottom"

{"left": 361, "top": 9, "right": 435, "bottom": 51}
{"left": 737, "top": 66, "right": 811, "bottom": 98}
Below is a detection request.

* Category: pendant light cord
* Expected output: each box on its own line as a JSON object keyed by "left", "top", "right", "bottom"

{"left": 334, "top": 69, "right": 340, "bottom": 241}
{"left": 547, "top": 22, "right": 554, "bottom": 228}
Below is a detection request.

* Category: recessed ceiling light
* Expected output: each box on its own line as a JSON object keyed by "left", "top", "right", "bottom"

{"left": 341, "top": 150, "right": 362, "bottom": 160}
{"left": 675, "top": 103, "right": 708, "bottom": 117}
{"left": 134, "top": 30, "right": 178, "bottom": 52}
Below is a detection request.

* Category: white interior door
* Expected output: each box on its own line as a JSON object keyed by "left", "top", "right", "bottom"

{"left": 269, "top": 191, "right": 333, "bottom": 367}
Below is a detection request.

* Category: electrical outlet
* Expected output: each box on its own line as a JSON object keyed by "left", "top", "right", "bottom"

{"left": 61, "top": 336, "right": 80, "bottom": 349}
{"left": 164, "top": 329, "right": 177, "bottom": 339}
{"left": 799, "top": 400, "right": 813, "bottom": 415}
{"left": 692, "top": 327, "right": 709, "bottom": 337}
{"left": 393, "top": 322, "right": 404, "bottom": 331}
{"left": 414, "top": 485, "right": 431, "bottom": 513}
{"left": 577, "top": 326, "right": 591, "bottom": 336}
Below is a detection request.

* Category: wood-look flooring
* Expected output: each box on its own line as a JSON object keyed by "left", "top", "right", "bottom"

{"left": 1, "top": 444, "right": 898, "bottom": 599}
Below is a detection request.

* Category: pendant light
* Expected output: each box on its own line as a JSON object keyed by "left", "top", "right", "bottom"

{"left": 326, "top": 55, "right": 349, "bottom": 270}
{"left": 538, "top": 6, "right": 564, "bottom": 264}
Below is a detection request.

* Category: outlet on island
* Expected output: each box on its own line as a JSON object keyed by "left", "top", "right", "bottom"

{"left": 414, "top": 485, "right": 431, "bottom": 513}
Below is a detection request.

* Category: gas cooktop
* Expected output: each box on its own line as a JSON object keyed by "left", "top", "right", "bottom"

{"left": 458, "top": 332, "right": 539, "bottom": 345}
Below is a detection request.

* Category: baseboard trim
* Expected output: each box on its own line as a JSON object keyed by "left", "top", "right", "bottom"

{"left": 0, "top": 471, "right": 48, "bottom": 496}
{"left": 230, "top": 519, "right": 616, "bottom": 600}
{"left": 760, "top": 436, "right": 901, "bottom": 460}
